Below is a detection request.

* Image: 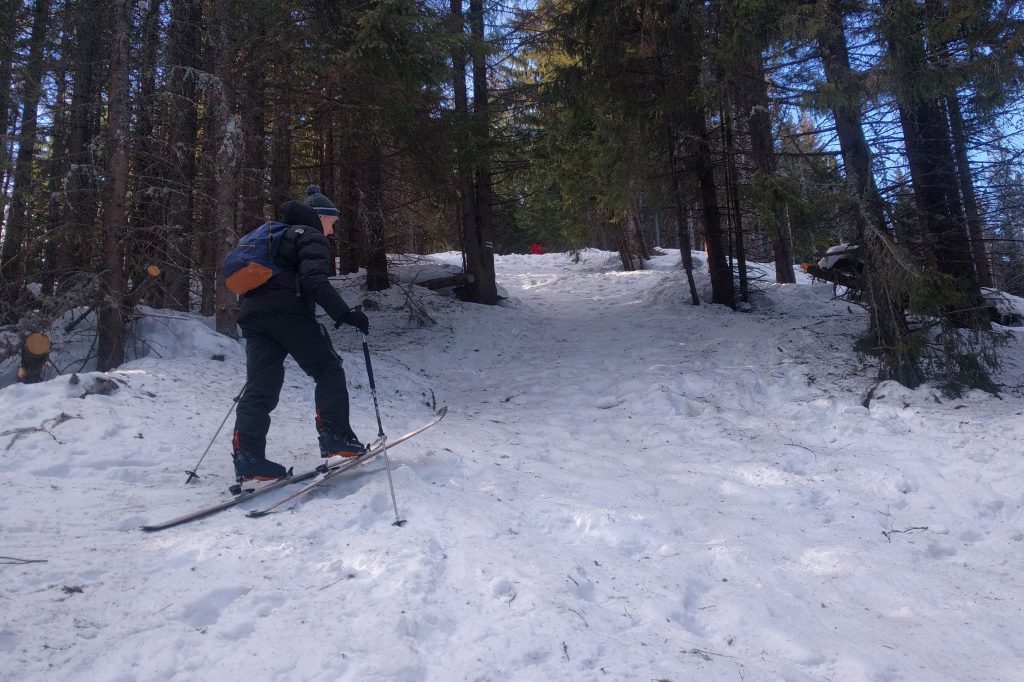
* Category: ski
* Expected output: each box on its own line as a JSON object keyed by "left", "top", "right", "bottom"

{"left": 140, "top": 407, "right": 446, "bottom": 531}
{"left": 247, "top": 406, "right": 447, "bottom": 518}
{"left": 140, "top": 467, "right": 319, "bottom": 532}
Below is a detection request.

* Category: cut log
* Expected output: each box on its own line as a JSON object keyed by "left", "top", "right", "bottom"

{"left": 18, "top": 332, "right": 51, "bottom": 384}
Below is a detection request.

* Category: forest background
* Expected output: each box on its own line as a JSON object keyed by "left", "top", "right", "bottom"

{"left": 0, "top": 0, "right": 1022, "bottom": 393}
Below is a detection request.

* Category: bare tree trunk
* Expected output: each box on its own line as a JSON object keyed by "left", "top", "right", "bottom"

{"left": 320, "top": 82, "right": 338, "bottom": 276}
{"left": 818, "top": 0, "right": 923, "bottom": 386}
{"left": 614, "top": 219, "right": 636, "bottom": 271}
{"left": 693, "top": 124, "right": 733, "bottom": 307}
{"left": 198, "top": 151, "right": 217, "bottom": 315}
{"left": 627, "top": 213, "right": 647, "bottom": 269}
{"left": 269, "top": 97, "right": 292, "bottom": 210}
{"left": 673, "top": 8, "right": 733, "bottom": 307}
{"left": 97, "top": 0, "right": 130, "bottom": 371}
{"left": 0, "top": 1, "right": 17, "bottom": 135}
{"left": 364, "top": 139, "right": 390, "bottom": 291}
{"left": 0, "top": 0, "right": 49, "bottom": 323}
{"left": 42, "top": 33, "right": 72, "bottom": 298}
{"left": 657, "top": 50, "right": 700, "bottom": 304}
{"left": 321, "top": 83, "right": 337, "bottom": 198}
{"left": 210, "top": 0, "right": 243, "bottom": 336}
{"left": 60, "top": 1, "right": 103, "bottom": 285}
{"left": 338, "top": 161, "right": 363, "bottom": 275}
{"left": 742, "top": 56, "right": 795, "bottom": 283}
{"left": 239, "top": 14, "right": 268, "bottom": 229}
{"left": 632, "top": 194, "right": 651, "bottom": 261}
{"left": 35, "top": 28, "right": 78, "bottom": 298}
{"left": 946, "top": 91, "right": 992, "bottom": 288}
{"left": 450, "top": 0, "right": 480, "bottom": 295}
{"left": 129, "top": 0, "right": 163, "bottom": 287}
{"left": 723, "top": 105, "right": 748, "bottom": 303}
{"left": 162, "top": 0, "right": 201, "bottom": 311}
{"left": 465, "top": 0, "right": 498, "bottom": 303}
{"left": 0, "top": 0, "right": 20, "bottom": 221}
{"left": 882, "top": 0, "right": 982, "bottom": 297}
{"left": 666, "top": 127, "right": 700, "bottom": 304}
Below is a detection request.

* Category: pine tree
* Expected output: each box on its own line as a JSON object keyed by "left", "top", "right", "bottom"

{"left": 209, "top": 0, "right": 245, "bottom": 336}
{"left": 0, "top": 1, "right": 21, "bottom": 221}
{"left": 97, "top": 0, "right": 131, "bottom": 370}
{"left": 881, "top": 0, "right": 986, "bottom": 319}
{"left": 0, "top": 0, "right": 49, "bottom": 323}
{"left": 814, "top": 0, "right": 924, "bottom": 386}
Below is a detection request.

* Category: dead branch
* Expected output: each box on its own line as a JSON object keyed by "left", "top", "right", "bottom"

{"left": 0, "top": 556, "right": 49, "bottom": 564}
{"left": 881, "top": 526, "right": 929, "bottom": 542}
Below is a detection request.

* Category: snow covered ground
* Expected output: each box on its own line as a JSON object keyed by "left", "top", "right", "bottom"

{"left": 1, "top": 250, "right": 1022, "bottom": 681}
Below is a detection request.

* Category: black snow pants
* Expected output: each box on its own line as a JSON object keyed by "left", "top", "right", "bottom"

{"left": 233, "top": 309, "right": 353, "bottom": 458}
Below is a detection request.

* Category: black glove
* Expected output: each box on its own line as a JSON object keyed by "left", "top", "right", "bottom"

{"left": 336, "top": 309, "right": 369, "bottom": 335}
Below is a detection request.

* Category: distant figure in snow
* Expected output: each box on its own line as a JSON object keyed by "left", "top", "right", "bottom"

{"left": 529, "top": 243, "right": 545, "bottom": 255}
{"left": 231, "top": 200, "right": 370, "bottom": 483}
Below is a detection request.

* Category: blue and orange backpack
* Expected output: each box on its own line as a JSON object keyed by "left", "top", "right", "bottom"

{"left": 221, "top": 221, "right": 291, "bottom": 295}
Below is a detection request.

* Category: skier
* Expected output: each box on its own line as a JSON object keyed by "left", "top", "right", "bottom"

{"left": 231, "top": 200, "right": 370, "bottom": 482}
{"left": 304, "top": 184, "right": 341, "bottom": 234}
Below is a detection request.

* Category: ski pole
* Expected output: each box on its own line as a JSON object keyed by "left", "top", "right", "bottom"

{"left": 359, "top": 321, "right": 405, "bottom": 527}
{"left": 184, "top": 377, "right": 251, "bottom": 484}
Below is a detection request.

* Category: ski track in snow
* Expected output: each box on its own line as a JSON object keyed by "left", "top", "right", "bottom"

{"left": 1, "top": 249, "right": 1023, "bottom": 681}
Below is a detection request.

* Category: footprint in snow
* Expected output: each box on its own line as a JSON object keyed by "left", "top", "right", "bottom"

{"left": 176, "top": 585, "right": 251, "bottom": 629}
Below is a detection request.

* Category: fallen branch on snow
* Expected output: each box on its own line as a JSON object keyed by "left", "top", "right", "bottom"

{"left": 881, "top": 526, "right": 929, "bottom": 542}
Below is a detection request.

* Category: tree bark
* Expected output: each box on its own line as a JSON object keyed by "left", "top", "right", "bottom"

{"left": 161, "top": 0, "right": 202, "bottom": 311}
{"left": 817, "top": 0, "right": 923, "bottom": 386}
{"left": 673, "top": 6, "right": 733, "bottom": 307}
{"left": 210, "top": 0, "right": 243, "bottom": 336}
{"left": 338, "top": 160, "right": 363, "bottom": 275}
{"left": 0, "top": 0, "right": 49, "bottom": 323}
{"left": 450, "top": 0, "right": 480, "bottom": 296}
{"left": 97, "top": 0, "right": 130, "bottom": 371}
{"left": 0, "top": 0, "right": 20, "bottom": 220}
{"left": 42, "top": 31, "right": 72, "bottom": 297}
{"left": 666, "top": 126, "right": 700, "bottom": 305}
{"left": 741, "top": 56, "right": 795, "bottom": 283}
{"left": 60, "top": 0, "right": 103, "bottom": 285}
{"left": 946, "top": 91, "right": 993, "bottom": 288}
{"left": 269, "top": 97, "right": 292, "bottom": 211}
{"left": 364, "top": 138, "right": 390, "bottom": 291}
{"left": 691, "top": 121, "right": 733, "bottom": 307}
{"left": 882, "top": 0, "right": 981, "bottom": 293}
{"left": 41, "top": 62, "right": 69, "bottom": 294}
{"left": 465, "top": 0, "right": 499, "bottom": 303}
{"left": 723, "top": 105, "right": 749, "bottom": 303}
{"left": 129, "top": 0, "right": 164, "bottom": 289}
{"left": 239, "top": 14, "right": 268, "bottom": 229}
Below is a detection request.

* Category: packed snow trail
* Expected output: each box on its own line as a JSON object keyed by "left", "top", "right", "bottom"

{"left": 1, "top": 250, "right": 1022, "bottom": 681}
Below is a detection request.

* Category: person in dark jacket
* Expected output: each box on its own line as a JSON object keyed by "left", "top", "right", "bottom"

{"left": 231, "top": 200, "right": 370, "bottom": 482}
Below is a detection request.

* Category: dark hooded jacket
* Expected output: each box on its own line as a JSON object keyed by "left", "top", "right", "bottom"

{"left": 238, "top": 200, "right": 350, "bottom": 321}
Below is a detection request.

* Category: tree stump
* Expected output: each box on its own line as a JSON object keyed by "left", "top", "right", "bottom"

{"left": 18, "top": 332, "right": 51, "bottom": 384}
